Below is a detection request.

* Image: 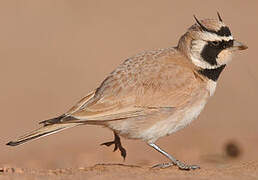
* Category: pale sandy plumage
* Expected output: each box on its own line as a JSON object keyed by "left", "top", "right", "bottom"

{"left": 7, "top": 13, "right": 247, "bottom": 170}
{"left": 64, "top": 48, "right": 209, "bottom": 143}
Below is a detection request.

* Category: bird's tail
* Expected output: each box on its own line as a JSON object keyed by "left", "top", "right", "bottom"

{"left": 6, "top": 122, "right": 80, "bottom": 146}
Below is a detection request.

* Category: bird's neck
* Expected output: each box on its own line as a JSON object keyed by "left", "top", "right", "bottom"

{"left": 177, "top": 32, "right": 192, "bottom": 58}
{"left": 198, "top": 65, "right": 226, "bottom": 81}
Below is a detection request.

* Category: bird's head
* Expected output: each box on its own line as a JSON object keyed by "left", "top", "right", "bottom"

{"left": 178, "top": 13, "right": 248, "bottom": 71}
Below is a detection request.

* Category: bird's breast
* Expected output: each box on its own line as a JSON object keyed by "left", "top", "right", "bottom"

{"left": 140, "top": 91, "right": 209, "bottom": 143}
{"left": 206, "top": 80, "right": 217, "bottom": 96}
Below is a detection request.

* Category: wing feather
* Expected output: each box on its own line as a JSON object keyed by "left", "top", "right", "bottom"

{"left": 64, "top": 49, "right": 205, "bottom": 123}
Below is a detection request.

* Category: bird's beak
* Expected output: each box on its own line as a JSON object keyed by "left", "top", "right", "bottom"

{"left": 231, "top": 40, "right": 248, "bottom": 51}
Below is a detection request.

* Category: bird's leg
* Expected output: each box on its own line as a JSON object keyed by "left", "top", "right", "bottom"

{"left": 101, "top": 132, "right": 127, "bottom": 160}
{"left": 148, "top": 143, "right": 200, "bottom": 170}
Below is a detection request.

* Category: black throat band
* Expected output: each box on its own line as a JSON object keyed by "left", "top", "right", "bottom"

{"left": 198, "top": 65, "right": 226, "bottom": 81}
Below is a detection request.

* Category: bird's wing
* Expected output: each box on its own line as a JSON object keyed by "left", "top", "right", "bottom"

{"left": 63, "top": 49, "right": 206, "bottom": 123}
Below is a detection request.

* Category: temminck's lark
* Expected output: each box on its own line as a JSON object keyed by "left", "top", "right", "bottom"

{"left": 7, "top": 13, "right": 247, "bottom": 170}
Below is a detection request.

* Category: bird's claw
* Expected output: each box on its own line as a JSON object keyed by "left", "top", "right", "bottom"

{"left": 151, "top": 160, "right": 200, "bottom": 170}
{"left": 151, "top": 162, "right": 174, "bottom": 169}
{"left": 175, "top": 160, "right": 200, "bottom": 170}
{"left": 101, "top": 133, "right": 127, "bottom": 160}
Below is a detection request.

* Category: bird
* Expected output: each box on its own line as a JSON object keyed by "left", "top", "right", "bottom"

{"left": 6, "top": 13, "right": 248, "bottom": 170}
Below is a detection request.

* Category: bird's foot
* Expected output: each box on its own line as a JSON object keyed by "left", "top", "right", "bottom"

{"left": 152, "top": 161, "right": 200, "bottom": 170}
{"left": 175, "top": 160, "right": 200, "bottom": 170}
{"left": 101, "top": 133, "right": 127, "bottom": 160}
{"left": 152, "top": 162, "right": 174, "bottom": 169}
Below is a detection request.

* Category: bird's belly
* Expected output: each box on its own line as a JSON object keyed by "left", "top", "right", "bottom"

{"left": 140, "top": 96, "right": 208, "bottom": 143}
{"left": 168, "top": 99, "right": 207, "bottom": 134}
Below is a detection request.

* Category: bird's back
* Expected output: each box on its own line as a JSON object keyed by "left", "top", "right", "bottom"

{"left": 62, "top": 47, "right": 209, "bottom": 142}
{"left": 68, "top": 47, "right": 206, "bottom": 114}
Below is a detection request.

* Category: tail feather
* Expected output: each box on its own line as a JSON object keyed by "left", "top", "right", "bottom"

{"left": 6, "top": 123, "right": 79, "bottom": 146}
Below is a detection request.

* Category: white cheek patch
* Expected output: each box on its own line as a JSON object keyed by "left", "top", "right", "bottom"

{"left": 190, "top": 38, "right": 234, "bottom": 69}
{"left": 191, "top": 40, "right": 206, "bottom": 53}
{"left": 201, "top": 32, "right": 233, "bottom": 42}
{"left": 190, "top": 40, "right": 221, "bottom": 69}
{"left": 190, "top": 55, "right": 221, "bottom": 69}
{"left": 217, "top": 49, "right": 233, "bottom": 65}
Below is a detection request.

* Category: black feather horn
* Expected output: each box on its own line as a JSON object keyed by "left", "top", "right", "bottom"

{"left": 193, "top": 15, "right": 209, "bottom": 32}
{"left": 217, "top": 12, "right": 223, "bottom": 22}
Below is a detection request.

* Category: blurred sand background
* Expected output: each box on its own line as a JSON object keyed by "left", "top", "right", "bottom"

{"left": 0, "top": 0, "right": 258, "bottom": 179}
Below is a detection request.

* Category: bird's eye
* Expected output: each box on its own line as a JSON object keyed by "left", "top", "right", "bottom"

{"left": 211, "top": 41, "right": 220, "bottom": 46}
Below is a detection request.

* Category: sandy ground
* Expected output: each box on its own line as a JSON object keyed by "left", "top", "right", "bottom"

{"left": 1, "top": 162, "right": 258, "bottom": 180}
{"left": 1, "top": 0, "right": 258, "bottom": 179}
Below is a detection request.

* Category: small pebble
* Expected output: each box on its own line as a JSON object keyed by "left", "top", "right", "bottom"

{"left": 225, "top": 141, "right": 241, "bottom": 158}
{"left": 5, "top": 168, "right": 15, "bottom": 173}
